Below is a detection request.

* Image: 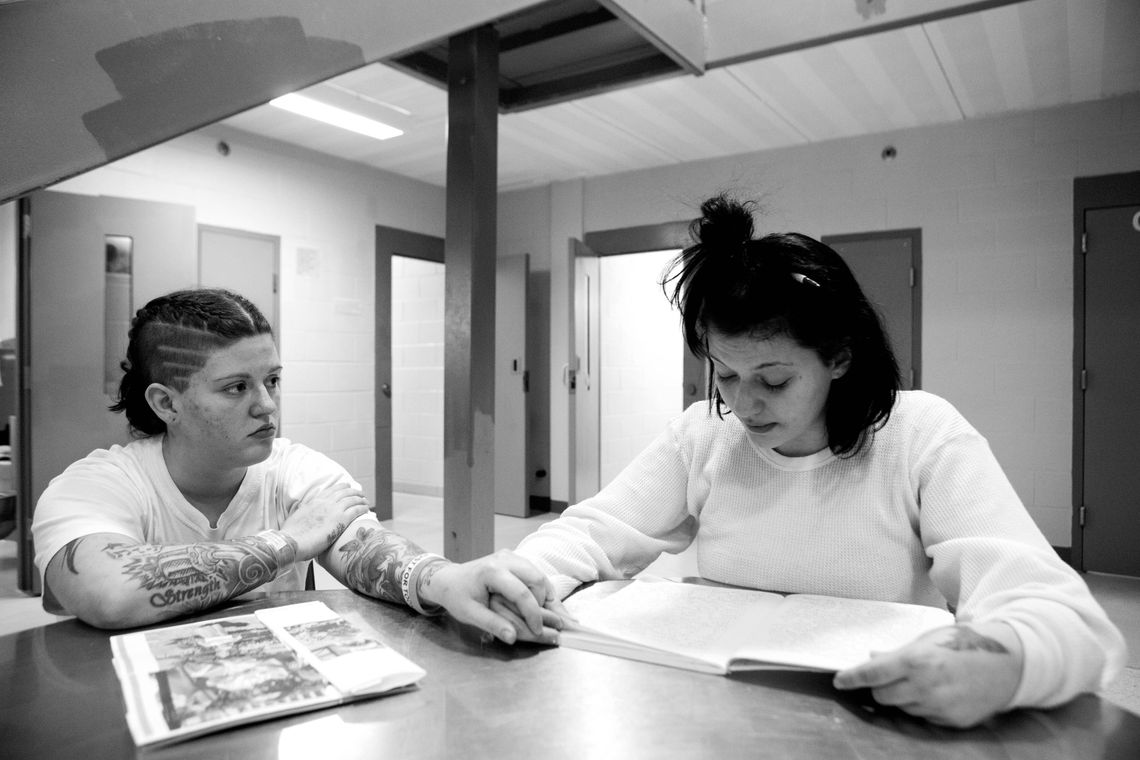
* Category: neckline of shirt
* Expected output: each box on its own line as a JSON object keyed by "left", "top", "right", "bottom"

{"left": 145, "top": 436, "right": 261, "bottom": 532}
{"left": 747, "top": 437, "right": 836, "bottom": 471}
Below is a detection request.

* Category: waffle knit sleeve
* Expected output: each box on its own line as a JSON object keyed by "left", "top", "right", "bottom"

{"left": 515, "top": 416, "right": 698, "bottom": 599}
{"left": 912, "top": 398, "right": 1126, "bottom": 709}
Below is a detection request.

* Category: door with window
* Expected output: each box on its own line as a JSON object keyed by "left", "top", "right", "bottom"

{"left": 19, "top": 190, "right": 196, "bottom": 591}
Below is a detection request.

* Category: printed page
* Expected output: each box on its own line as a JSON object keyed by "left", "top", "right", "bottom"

{"left": 111, "top": 611, "right": 341, "bottom": 746}
{"left": 725, "top": 594, "right": 955, "bottom": 672}
{"left": 256, "top": 602, "right": 425, "bottom": 695}
{"left": 110, "top": 602, "right": 425, "bottom": 746}
{"left": 562, "top": 580, "right": 785, "bottom": 671}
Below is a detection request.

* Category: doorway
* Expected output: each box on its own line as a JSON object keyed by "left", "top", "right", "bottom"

{"left": 375, "top": 226, "right": 444, "bottom": 521}
{"left": 375, "top": 226, "right": 531, "bottom": 521}
{"left": 597, "top": 249, "right": 685, "bottom": 486}
{"left": 1074, "top": 171, "right": 1140, "bottom": 576}
{"left": 573, "top": 221, "right": 695, "bottom": 501}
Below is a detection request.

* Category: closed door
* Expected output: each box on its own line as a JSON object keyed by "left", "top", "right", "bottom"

{"left": 198, "top": 226, "right": 279, "bottom": 334}
{"left": 825, "top": 231, "right": 921, "bottom": 389}
{"left": 21, "top": 190, "right": 196, "bottom": 591}
{"left": 495, "top": 254, "right": 529, "bottom": 516}
{"left": 1081, "top": 204, "right": 1140, "bottom": 576}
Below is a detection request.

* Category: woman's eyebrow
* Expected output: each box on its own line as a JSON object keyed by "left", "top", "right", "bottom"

{"left": 211, "top": 366, "right": 282, "bottom": 383}
{"left": 708, "top": 356, "right": 793, "bottom": 372}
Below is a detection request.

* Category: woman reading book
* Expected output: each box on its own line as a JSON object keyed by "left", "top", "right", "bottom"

{"left": 514, "top": 194, "right": 1125, "bottom": 728}
{"left": 33, "top": 288, "right": 561, "bottom": 644}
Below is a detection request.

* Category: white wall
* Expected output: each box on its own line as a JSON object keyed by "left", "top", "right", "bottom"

{"left": 50, "top": 126, "right": 447, "bottom": 505}
{"left": 519, "top": 93, "right": 1140, "bottom": 546}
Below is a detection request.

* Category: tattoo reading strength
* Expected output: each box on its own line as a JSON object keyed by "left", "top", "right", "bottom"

{"left": 939, "top": 625, "right": 1009, "bottom": 654}
{"left": 99, "top": 537, "right": 282, "bottom": 612}
{"left": 337, "top": 525, "right": 427, "bottom": 604}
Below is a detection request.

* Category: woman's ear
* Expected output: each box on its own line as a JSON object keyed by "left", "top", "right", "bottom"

{"left": 144, "top": 383, "right": 179, "bottom": 426}
{"left": 830, "top": 348, "right": 852, "bottom": 380}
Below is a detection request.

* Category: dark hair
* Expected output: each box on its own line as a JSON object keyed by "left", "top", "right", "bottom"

{"left": 109, "top": 288, "right": 274, "bottom": 436}
{"left": 663, "top": 194, "right": 899, "bottom": 457}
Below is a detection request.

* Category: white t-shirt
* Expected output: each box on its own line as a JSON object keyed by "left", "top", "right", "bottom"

{"left": 33, "top": 436, "right": 377, "bottom": 595}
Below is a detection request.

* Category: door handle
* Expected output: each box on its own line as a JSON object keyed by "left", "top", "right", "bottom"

{"left": 381, "top": 383, "right": 391, "bottom": 398}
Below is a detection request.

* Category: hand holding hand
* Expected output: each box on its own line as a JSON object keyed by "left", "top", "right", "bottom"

{"left": 833, "top": 622, "right": 1023, "bottom": 728}
{"left": 418, "top": 549, "right": 571, "bottom": 645}
{"left": 281, "top": 483, "right": 372, "bottom": 560}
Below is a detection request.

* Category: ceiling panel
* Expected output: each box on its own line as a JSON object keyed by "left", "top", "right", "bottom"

{"left": 216, "top": 0, "right": 1140, "bottom": 191}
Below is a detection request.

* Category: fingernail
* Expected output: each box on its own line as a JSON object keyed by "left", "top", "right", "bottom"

{"left": 500, "top": 628, "right": 516, "bottom": 644}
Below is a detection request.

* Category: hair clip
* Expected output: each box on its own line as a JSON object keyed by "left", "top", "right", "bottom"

{"left": 791, "top": 272, "right": 821, "bottom": 288}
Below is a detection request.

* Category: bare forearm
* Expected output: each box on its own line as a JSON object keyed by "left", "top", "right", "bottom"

{"left": 330, "top": 523, "right": 448, "bottom": 610}
{"left": 48, "top": 532, "right": 296, "bottom": 628}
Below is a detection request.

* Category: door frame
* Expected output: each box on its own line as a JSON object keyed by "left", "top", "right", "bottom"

{"left": 1072, "top": 170, "right": 1140, "bottom": 571}
{"left": 375, "top": 226, "right": 444, "bottom": 521}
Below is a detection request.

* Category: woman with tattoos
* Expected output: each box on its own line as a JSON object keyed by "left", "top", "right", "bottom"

{"left": 33, "top": 288, "right": 561, "bottom": 644}
{"left": 514, "top": 194, "right": 1126, "bottom": 728}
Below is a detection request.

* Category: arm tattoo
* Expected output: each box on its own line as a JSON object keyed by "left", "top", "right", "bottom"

{"left": 336, "top": 525, "right": 428, "bottom": 604}
{"left": 324, "top": 524, "right": 345, "bottom": 547}
{"left": 62, "top": 538, "right": 84, "bottom": 574}
{"left": 101, "top": 537, "right": 284, "bottom": 613}
{"left": 939, "top": 625, "right": 1009, "bottom": 654}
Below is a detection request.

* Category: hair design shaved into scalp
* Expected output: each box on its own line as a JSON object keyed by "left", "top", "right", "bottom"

{"left": 110, "top": 288, "right": 274, "bottom": 436}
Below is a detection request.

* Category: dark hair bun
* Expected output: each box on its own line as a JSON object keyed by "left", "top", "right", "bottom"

{"left": 691, "top": 195, "right": 756, "bottom": 249}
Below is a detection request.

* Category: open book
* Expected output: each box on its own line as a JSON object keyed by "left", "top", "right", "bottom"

{"left": 110, "top": 601, "right": 425, "bottom": 747}
{"left": 559, "top": 579, "right": 954, "bottom": 675}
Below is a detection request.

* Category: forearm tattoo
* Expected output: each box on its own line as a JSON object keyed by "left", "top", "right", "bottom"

{"left": 939, "top": 625, "right": 1009, "bottom": 654}
{"left": 416, "top": 560, "right": 448, "bottom": 605}
{"left": 336, "top": 525, "right": 429, "bottom": 604}
{"left": 66, "top": 536, "right": 286, "bottom": 614}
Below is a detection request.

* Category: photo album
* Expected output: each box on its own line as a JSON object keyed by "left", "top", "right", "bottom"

{"left": 559, "top": 579, "right": 955, "bottom": 675}
{"left": 110, "top": 601, "right": 425, "bottom": 747}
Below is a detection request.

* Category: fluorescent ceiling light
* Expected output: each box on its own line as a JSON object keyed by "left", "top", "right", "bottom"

{"left": 269, "top": 93, "right": 403, "bottom": 140}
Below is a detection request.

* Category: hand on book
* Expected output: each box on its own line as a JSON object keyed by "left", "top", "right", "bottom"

{"left": 832, "top": 621, "right": 1023, "bottom": 728}
{"left": 419, "top": 550, "right": 572, "bottom": 645}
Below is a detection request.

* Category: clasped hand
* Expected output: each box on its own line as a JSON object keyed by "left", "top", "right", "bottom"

{"left": 418, "top": 549, "right": 571, "bottom": 645}
{"left": 833, "top": 621, "right": 1023, "bottom": 728}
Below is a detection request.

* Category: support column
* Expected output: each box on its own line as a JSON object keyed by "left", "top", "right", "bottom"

{"left": 443, "top": 25, "right": 498, "bottom": 562}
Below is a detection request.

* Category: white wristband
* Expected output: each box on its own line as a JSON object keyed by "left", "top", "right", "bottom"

{"left": 401, "top": 553, "right": 447, "bottom": 615}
